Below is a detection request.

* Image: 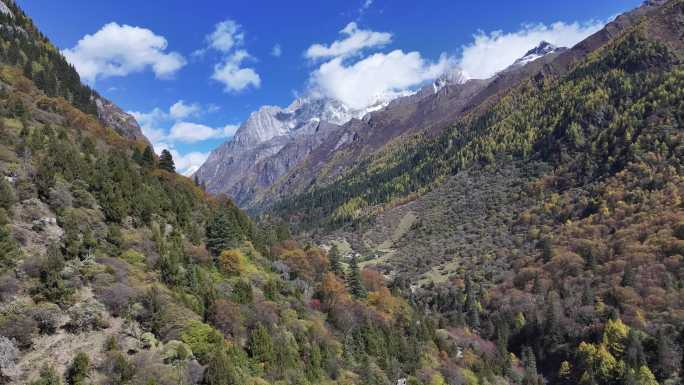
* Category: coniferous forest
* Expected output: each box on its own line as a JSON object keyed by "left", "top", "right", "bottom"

{"left": 0, "top": 1, "right": 682, "bottom": 385}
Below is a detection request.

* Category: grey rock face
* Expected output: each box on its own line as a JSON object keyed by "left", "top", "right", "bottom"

{"left": 94, "top": 97, "right": 149, "bottom": 144}
{"left": 195, "top": 97, "right": 355, "bottom": 204}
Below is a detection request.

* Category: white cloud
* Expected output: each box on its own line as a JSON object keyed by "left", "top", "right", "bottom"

{"left": 458, "top": 21, "right": 604, "bottom": 79}
{"left": 305, "top": 22, "right": 392, "bottom": 60}
{"left": 129, "top": 108, "right": 168, "bottom": 143}
{"left": 62, "top": 22, "right": 186, "bottom": 83}
{"left": 169, "top": 122, "right": 240, "bottom": 143}
{"left": 310, "top": 50, "right": 454, "bottom": 110}
{"left": 212, "top": 50, "right": 261, "bottom": 92}
{"left": 271, "top": 44, "right": 282, "bottom": 57}
{"left": 170, "top": 100, "right": 201, "bottom": 119}
{"left": 153, "top": 142, "right": 208, "bottom": 176}
{"left": 130, "top": 101, "right": 237, "bottom": 145}
{"left": 207, "top": 20, "right": 244, "bottom": 52}
{"left": 198, "top": 20, "right": 262, "bottom": 92}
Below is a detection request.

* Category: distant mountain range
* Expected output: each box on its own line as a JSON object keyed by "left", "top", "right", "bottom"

{"left": 195, "top": 41, "right": 565, "bottom": 207}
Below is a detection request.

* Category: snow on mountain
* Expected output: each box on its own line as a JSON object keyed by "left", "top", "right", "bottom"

{"left": 511, "top": 41, "right": 562, "bottom": 67}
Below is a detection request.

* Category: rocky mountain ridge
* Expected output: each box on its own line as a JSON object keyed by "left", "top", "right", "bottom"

{"left": 196, "top": 40, "right": 566, "bottom": 207}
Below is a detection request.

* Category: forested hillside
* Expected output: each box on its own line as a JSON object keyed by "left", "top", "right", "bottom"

{"left": 0, "top": 2, "right": 538, "bottom": 385}
{"left": 0, "top": 0, "right": 682, "bottom": 385}
{"left": 272, "top": 1, "right": 684, "bottom": 384}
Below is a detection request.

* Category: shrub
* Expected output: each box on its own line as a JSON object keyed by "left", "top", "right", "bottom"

{"left": 218, "top": 249, "right": 245, "bottom": 276}
{"left": 96, "top": 282, "right": 138, "bottom": 317}
{"left": 29, "top": 303, "right": 61, "bottom": 335}
{"left": 65, "top": 352, "right": 89, "bottom": 385}
{"left": 65, "top": 302, "right": 107, "bottom": 333}
{"left": 180, "top": 320, "right": 224, "bottom": 364}
{"left": 30, "top": 365, "right": 61, "bottom": 385}
{"left": 119, "top": 249, "right": 145, "bottom": 265}
{"left": 231, "top": 280, "right": 253, "bottom": 304}
{"left": 101, "top": 352, "right": 135, "bottom": 385}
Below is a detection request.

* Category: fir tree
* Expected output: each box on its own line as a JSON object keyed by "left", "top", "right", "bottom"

{"left": 141, "top": 145, "right": 156, "bottom": 169}
{"left": 206, "top": 210, "right": 242, "bottom": 256}
{"left": 158, "top": 149, "right": 175, "bottom": 173}
{"left": 329, "top": 244, "right": 342, "bottom": 277}
{"left": 347, "top": 256, "right": 366, "bottom": 298}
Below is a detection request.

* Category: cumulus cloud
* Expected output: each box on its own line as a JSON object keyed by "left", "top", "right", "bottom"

{"left": 310, "top": 50, "right": 454, "bottom": 110}
{"left": 130, "top": 101, "right": 236, "bottom": 145}
{"left": 169, "top": 100, "right": 201, "bottom": 119}
{"left": 305, "top": 22, "right": 392, "bottom": 60}
{"left": 207, "top": 20, "right": 244, "bottom": 52}
{"left": 458, "top": 21, "right": 604, "bottom": 79}
{"left": 62, "top": 22, "right": 186, "bottom": 83}
{"left": 197, "top": 20, "right": 261, "bottom": 92}
{"left": 169, "top": 122, "right": 240, "bottom": 143}
{"left": 212, "top": 50, "right": 261, "bottom": 92}
{"left": 271, "top": 44, "right": 282, "bottom": 57}
{"left": 129, "top": 108, "right": 168, "bottom": 143}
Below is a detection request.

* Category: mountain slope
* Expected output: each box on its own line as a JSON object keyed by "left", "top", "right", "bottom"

{"left": 198, "top": 40, "right": 565, "bottom": 208}
{"left": 0, "top": 3, "right": 516, "bottom": 385}
{"left": 271, "top": 1, "right": 684, "bottom": 383}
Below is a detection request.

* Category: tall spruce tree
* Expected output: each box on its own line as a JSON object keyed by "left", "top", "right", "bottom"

{"left": 158, "top": 149, "right": 175, "bottom": 173}
{"left": 141, "top": 145, "right": 156, "bottom": 169}
{"left": 347, "top": 256, "right": 366, "bottom": 298}
{"left": 329, "top": 244, "right": 342, "bottom": 277}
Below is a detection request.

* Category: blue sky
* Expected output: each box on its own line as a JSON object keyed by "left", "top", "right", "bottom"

{"left": 17, "top": 0, "right": 641, "bottom": 173}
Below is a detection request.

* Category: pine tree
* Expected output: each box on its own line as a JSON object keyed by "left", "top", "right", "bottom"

{"left": 206, "top": 211, "right": 242, "bottom": 256}
{"left": 141, "top": 145, "right": 156, "bottom": 169}
{"left": 158, "top": 149, "right": 175, "bottom": 173}
{"left": 347, "top": 256, "right": 366, "bottom": 298}
{"left": 329, "top": 244, "right": 342, "bottom": 277}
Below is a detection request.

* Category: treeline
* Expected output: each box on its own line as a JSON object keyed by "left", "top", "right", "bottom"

{"left": 0, "top": 3, "right": 97, "bottom": 114}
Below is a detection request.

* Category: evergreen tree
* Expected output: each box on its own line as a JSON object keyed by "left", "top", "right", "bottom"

{"left": 464, "top": 275, "right": 480, "bottom": 329}
{"left": 625, "top": 329, "right": 646, "bottom": 369}
{"left": 347, "top": 256, "right": 366, "bottom": 298}
{"left": 206, "top": 210, "right": 242, "bottom": 256}
{"left": 0, "top": 219, "right": 19, "bottom": 268}
{"left": 248, "top": 323, "right": 274, "bottom": 366}
{"left": 0, "top": 177, "right": 15, "bottom": 210}
{"left": 141, "top": 145, "right": 156, "bottom": 169}
{"left": 203, "top": 345, "right": 235, "bottom": 385}
{"left": 329, "top": 244, "right": 342, "bottom": 277}
{"left": 621, "top": 264, "right": 636, "bottom": 287}
{"left": 158, "top": 149, "right": 175, "bottom": 173}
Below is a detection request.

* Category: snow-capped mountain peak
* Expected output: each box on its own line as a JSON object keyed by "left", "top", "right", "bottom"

{"left": 512, "top": 41, "right": 562, "bottom": 67}
{"left": 432, "top": 68, "right": 466, "bottom": 93}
